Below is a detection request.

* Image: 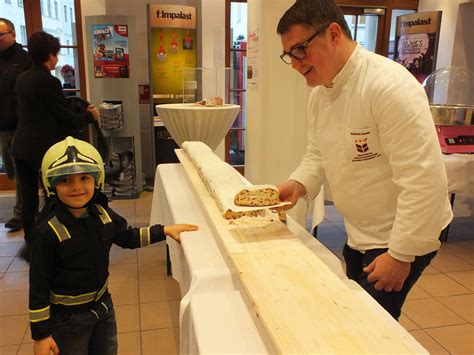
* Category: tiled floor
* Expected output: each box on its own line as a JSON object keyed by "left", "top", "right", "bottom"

{"left": 0, "top": 191, "right": 179, "bottom": 355}
{"left": 0, "top": 191, "right": 472, "bottom": 354}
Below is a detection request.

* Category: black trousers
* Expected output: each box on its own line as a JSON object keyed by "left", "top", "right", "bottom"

{"left": 343, "top": 244, "right": 437, "bottom": 320}
{"left": 14, "top": 158, "right": 41, "bottom": 242}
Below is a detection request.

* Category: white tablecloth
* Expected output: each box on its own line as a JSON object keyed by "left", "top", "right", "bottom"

{"left": 443, "top": 153, "right": 474, "bottom": 195}
{"left": 155, "top": 104, "right": 240, "bottom": 150}
{"left": 151, "top": 163, "right": 426, "bottom": 354}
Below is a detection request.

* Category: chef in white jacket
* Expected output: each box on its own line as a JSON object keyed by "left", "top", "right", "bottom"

{"left": 277, "top": 0, "right": 453, "bottom": 320}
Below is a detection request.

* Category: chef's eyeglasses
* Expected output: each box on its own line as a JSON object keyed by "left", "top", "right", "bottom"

{"left": 280, "top": 24, "right": 329, "bottom": 65}
{"left": 0, "top": 31, "right": 12, "bottom": 38}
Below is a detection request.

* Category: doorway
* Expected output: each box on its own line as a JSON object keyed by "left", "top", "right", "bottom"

{"left": 341, "top": 7, "right": 386, "bottom": 54}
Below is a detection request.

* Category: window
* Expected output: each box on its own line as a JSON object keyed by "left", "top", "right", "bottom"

{"left": 20, "top": 25, "right": 27, "bottom": 45}
{"left": 54, "top": 1, "right": 58, "bottom": 19}
{"left": 17, "top": 0, "right": 23, "bottom": 7}
{"left": 5, "top": 0, "right": 11, "bottom": 4}
{"left": 64, "top": 5, "right": 67, "bottom": 22}
{"left": 225, "top": 0, "right": 247, "bottom": 172}
{"left": 69, "top": 8, "right": 73, "bottom": 24}
{"left": 47, "top": 0, "right": 51, "bottom": 17}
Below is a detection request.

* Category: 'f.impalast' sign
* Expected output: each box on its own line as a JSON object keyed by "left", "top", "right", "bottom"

{"left": 394, "top": 11, "right": 442, "bottom": 84}
{"left": 149, "top": 4, "right": 196, "bottom": 29}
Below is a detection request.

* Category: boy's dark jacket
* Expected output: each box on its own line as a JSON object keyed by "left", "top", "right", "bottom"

{"left": 29, "top": 190, "right": 165, "bottom": 340}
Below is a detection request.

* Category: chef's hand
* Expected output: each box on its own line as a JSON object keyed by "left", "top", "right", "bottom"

{"left": 363, "top": 252, "right": 411, "bottom": 292}
{"left": 277, "top": 180, "right": 306, "bottom": 210}
{"left": 164, "top": 224, "right": 199, "bottom": 243}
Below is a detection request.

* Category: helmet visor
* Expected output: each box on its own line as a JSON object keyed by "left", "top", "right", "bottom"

{"left": 47, "top": 163, "right": 101, "bottom": 188}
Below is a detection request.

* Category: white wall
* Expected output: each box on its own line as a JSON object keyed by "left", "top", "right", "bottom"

{"left": 200, "top": 0, "right": 226, "bottom": 159}
{"left": 245, "top": 0, "right": 312, "bottom": 225}
{"left": 80, "top": 0, "right": 201, "bottom": 180}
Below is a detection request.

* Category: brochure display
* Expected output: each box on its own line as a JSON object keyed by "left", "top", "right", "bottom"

{"left": 393, "top": 11, "right": 442, "bottom": 84}
{"left": 86, "top": 15, "right": 143, "bottom": 197}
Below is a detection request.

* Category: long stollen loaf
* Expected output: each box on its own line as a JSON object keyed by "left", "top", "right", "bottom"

{"left": 182, "top": 141, "right": 281, "bottom": 219}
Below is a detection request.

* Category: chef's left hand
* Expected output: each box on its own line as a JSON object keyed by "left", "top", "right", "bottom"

{"left": 363, "top": 252, "right": 411, "bottom": 292}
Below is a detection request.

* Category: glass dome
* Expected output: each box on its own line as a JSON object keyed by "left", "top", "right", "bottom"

{"left": 423, "top": 66, "right": 474, "bottom": 106}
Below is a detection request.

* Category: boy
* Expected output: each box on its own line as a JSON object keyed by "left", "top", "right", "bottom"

{"left": 29, "top": 136, "right": 198, "bottom": 355}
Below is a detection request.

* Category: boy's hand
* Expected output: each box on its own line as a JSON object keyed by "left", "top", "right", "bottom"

{"left": 164, "top": 224, "right": 199, "bottom": 243}
{"left": 34, "top": 336, "right": 59, "bottom": 355}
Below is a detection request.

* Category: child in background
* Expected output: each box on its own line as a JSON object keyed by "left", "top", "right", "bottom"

{"left": 29, "top": 136, "right": 198, "bottom": 355}
{"left": 60, "top": 64, "right": 76, "bottom": 97}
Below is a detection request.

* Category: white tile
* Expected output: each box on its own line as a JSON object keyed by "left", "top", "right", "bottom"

{"left": 437, "top": 294, "right": 474, "bottom": 323}
{"left": 425, "top": 324, "right": 474, "bottom": 355}
{"left": 416, "top": 273, "right": 470, "bottom": 297}
{"left": 402, "top": 298, "right": 466, "bottom": 328}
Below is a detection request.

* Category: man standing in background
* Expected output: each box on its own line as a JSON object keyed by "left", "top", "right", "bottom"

{"left": 0, "top": 18, "right": 32, "bottom": 231}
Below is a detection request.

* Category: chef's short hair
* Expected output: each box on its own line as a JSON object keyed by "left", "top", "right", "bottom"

{"left": 277, "top": 0, "right": 352, "bottom": 40}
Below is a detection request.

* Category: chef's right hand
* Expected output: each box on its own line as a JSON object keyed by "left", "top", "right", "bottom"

{"left": 277, "top": 180, "right": 306, "bottom": 210}
{"left": 87, "top": 105, "right": 99, "bottom": 121}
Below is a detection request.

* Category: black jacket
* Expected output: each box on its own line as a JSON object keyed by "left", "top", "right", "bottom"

{"left": 13, "top": 65, "right": 94, "bottom": 164}
{"left": 0, "top": 42, "right": 32, "bottom": 131}
{"left": 29, "top": 193, "right": 166, "bottom": 340}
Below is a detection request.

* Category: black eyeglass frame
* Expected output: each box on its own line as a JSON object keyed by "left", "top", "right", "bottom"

{"left": 280, "top": 24, "right": 329, "bottom": 65}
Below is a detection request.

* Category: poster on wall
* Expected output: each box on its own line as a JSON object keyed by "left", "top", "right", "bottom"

{"left": 92, "top": 24, "right": 130, "bottom": 78}
{"left": 393, "top": 11, "right": 442, "bottom": 84}
{"left": 247, "top": 29, "right": 259, "bottom": 91}
{"left": 148, "top": 4, "right": 197, "bottom": 100}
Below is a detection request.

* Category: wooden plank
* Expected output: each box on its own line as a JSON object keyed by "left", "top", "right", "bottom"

{"left": 232, "top": 249, "right": 418, "bottom": 353}
{"left": 175, "top": 149, "right": 426, "bottom": 354}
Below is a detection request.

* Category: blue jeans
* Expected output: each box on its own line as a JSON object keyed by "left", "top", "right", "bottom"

{"left": 51, "top": 294, "right": 118, "bottom": 355}
{"left": 343, "top": 244, "right": 437, "bottom": 320}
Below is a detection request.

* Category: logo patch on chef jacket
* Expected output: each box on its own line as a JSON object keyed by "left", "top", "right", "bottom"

{"left": 355, "top": 138, "right": 369, "bottom": 153}
{"left": 350, "top": 131, "right": 381, "bottom": 162}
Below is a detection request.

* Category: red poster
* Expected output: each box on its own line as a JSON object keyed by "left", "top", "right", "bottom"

{"left": 92, "top": 24, "right": 130, "bottom": 79}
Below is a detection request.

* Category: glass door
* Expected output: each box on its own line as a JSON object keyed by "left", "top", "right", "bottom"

{"left": 341, "top": 7, "right": 385, "bottom": 54}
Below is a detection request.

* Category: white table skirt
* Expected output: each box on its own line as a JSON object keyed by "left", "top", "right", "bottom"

{"left": 150, "top": 163, "right": 426, "bottom": 354}
{"left": 443, "top": 153, "right": 474, "bottom": 195}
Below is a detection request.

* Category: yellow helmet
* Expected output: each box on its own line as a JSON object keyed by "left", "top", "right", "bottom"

{"left": 41, "top": 136, "right": 105, "bottom": 196}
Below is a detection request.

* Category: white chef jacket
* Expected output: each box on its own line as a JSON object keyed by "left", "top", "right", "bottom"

{"left": 290, "top": 45, "right": 453, "bottom": 262}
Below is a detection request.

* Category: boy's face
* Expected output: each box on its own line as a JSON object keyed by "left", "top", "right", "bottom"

{"left": 55, "top": 173, "right": 95, "bottom": 209}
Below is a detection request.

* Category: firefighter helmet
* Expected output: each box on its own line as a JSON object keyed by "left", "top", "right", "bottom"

{"left": 41, "top": 136, "right": 105, "bottom": 196}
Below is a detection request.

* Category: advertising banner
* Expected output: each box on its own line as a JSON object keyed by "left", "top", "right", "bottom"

{"left": 394, "top": 11, "right": 442, "bottom": 84}
{"left": 149, "top": 4, "right": 197, "bottom": 99}
{"left": 92, "top": 24, "right": 130, "bottom": 79}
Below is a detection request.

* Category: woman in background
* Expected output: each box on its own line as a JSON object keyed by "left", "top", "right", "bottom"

{"left": 13, "top": 31, "right": 99, "bottom": 257}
